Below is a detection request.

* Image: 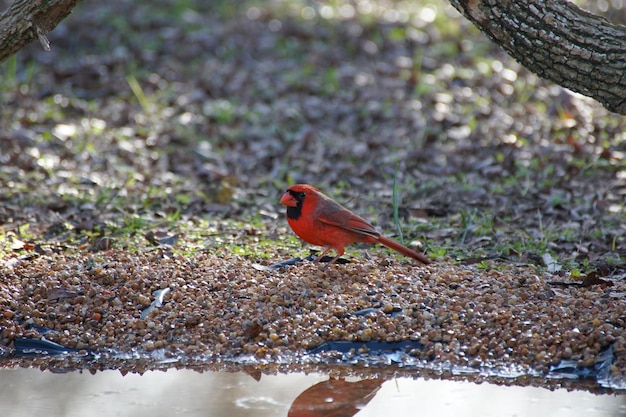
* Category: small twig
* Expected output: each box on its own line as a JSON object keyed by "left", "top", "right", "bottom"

{"left": 34, "top": 24, "right": 50, "bottom": 51}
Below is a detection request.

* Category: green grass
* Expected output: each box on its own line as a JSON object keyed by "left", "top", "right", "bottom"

{"left": 392, "top": 166, "right": 404, "bottom": 245}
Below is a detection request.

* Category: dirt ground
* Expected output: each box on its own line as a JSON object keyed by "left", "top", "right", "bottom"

{"left": 1, "top": 0, "right": 625, "bottom": 391}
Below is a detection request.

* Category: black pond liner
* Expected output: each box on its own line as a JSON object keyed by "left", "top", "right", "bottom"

{"left": 5, "top": 336, "right": 622, "bottom": 390}
{"left": 549, "top": 344, "right": 614, "bottom": 383}
{"left": 12, "top": 338, "right": 83, "bottom": 357}
{"left": 6, "top": 321, "right": 96, "bottom": 358}
{"left": 309, "top": 340, "right": 618, "bottom": 386}
{"left": 309, "top": 340, "right": 423, "bottom": 357}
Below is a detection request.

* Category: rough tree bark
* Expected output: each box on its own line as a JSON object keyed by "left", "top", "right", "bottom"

{"left": 449, "top": 0, "right": 626, "bottom": 115}
{"left": 0, "top": 0, "right": 80, "bottom": 64}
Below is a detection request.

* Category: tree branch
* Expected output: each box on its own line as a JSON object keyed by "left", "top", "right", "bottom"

{"left": 0, "top": 0, "right": 80, "bottom": 64}
{"left": 449, "top": 0, "right": 626, "bottom": 115}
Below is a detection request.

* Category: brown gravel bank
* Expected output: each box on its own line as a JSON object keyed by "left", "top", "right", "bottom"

{"left": 1, "top": 250, "right": 625, "bottom": 389}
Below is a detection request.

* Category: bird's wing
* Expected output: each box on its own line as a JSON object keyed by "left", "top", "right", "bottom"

{"left": 316, "top": 198, "right": 380, "bottom": 238}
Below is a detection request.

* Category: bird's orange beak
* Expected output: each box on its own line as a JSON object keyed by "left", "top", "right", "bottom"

{"left": 280, "top": 192, "right": 298, "bottom": 207}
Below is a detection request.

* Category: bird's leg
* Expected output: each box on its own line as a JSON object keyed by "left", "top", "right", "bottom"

{"left": 314, "top": 246, "right": 345, "bottom": 267}
{"left": 326, "top": 255, "right": 342, "bottom": 265}
{"left": 314, "top": 247, "right": 333, "bottom": 263}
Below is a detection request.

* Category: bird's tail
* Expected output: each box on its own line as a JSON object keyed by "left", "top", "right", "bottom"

{"left": 376, "top": 235, "right": 430, "bottom": 264}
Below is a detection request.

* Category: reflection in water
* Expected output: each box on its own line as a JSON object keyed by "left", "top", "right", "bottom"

{"left": 288, "top": 377, "right": 384, "bottom": 417}
{"left": 0, "top": 368, "right": 624, "bottom": 417}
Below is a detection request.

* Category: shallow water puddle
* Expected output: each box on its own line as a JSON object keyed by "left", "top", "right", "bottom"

{"left": 0, "top": 368, "right": 624, "bottom": 417}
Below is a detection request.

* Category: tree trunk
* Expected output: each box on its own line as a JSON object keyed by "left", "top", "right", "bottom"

{"left": 449, "top": 0, "right": 626, "bottom": 115}
{"left": 0, "top": 0, "right": 80, "bottom": 64}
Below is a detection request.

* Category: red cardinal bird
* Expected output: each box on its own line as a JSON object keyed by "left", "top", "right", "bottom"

{"left": 279, "top": 184, "right": 430, "bottom": 264}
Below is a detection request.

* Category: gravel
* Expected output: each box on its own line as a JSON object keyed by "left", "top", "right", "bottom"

{"left": 1, "top": 250, "right": 624, "bottom": 390}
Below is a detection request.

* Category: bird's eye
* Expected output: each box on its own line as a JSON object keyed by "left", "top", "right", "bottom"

{"left": 287, "top": 190, "right": 306, "bottom": 201}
